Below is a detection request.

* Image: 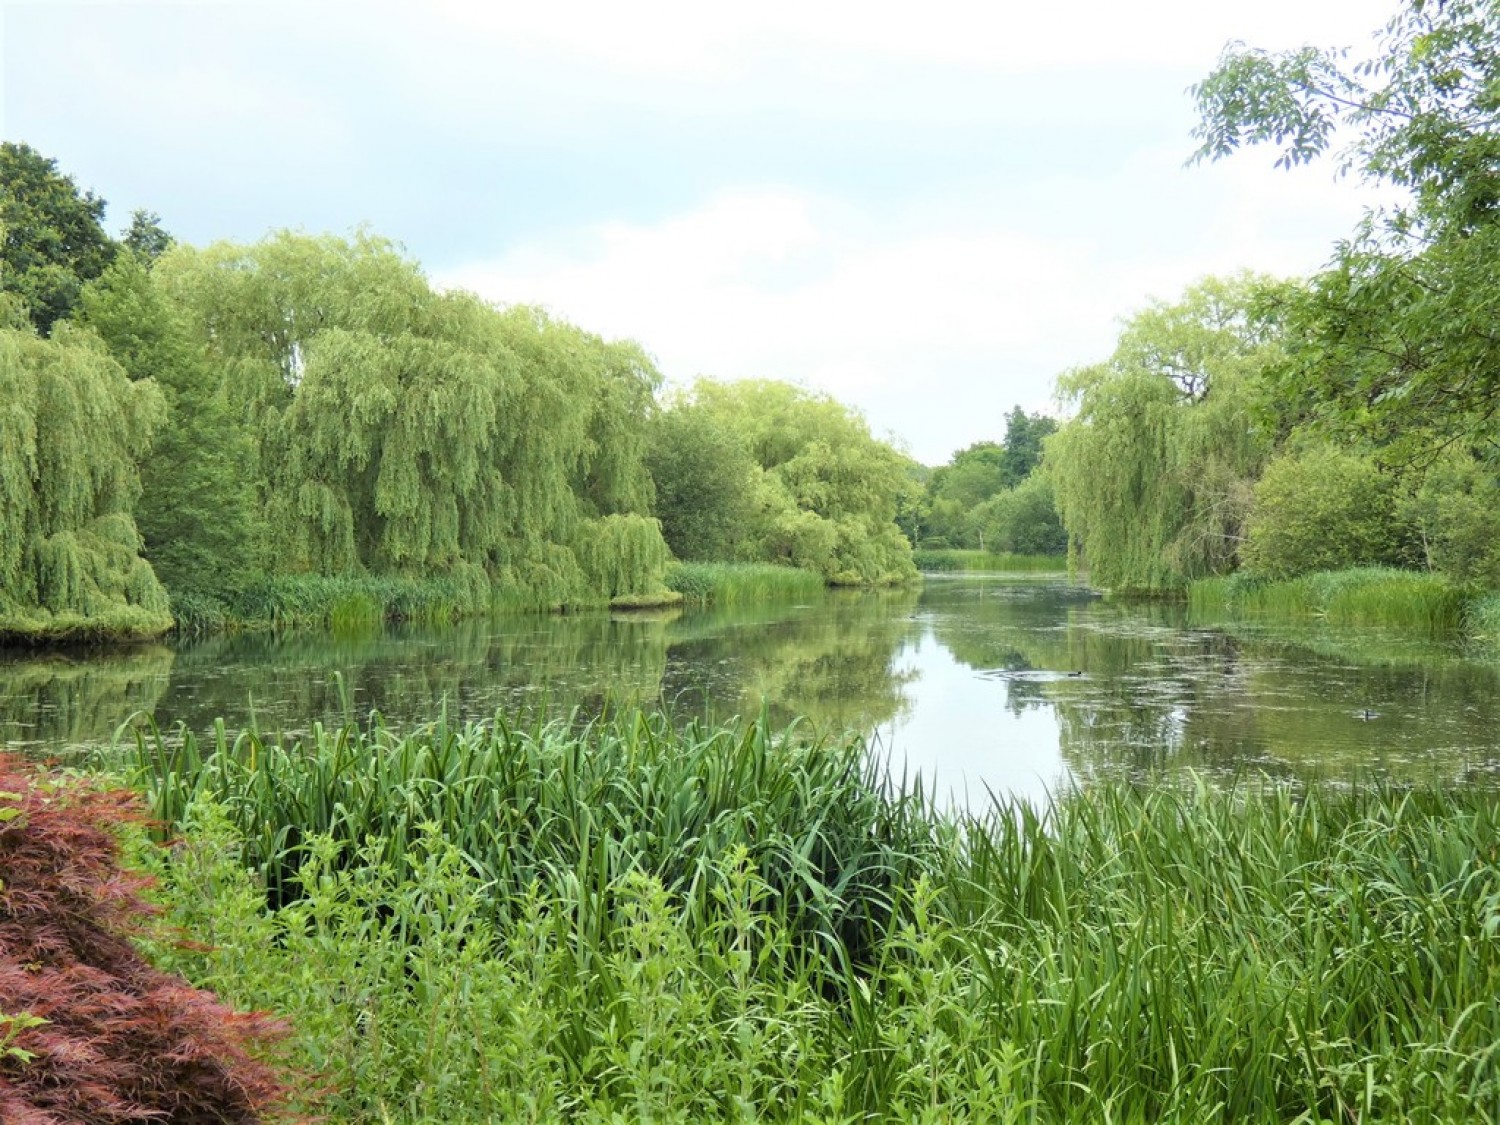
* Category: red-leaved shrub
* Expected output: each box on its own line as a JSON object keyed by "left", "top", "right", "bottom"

{"left": 0, "top": 756, "right": 295, "bottom": 1123}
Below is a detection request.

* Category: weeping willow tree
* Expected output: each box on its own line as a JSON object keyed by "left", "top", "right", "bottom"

{"left": 681, "top": 379, "right": 918, "bottom": 585}
{"left": 1049, "top": 274, "right": 1285, "bottom": 593}
{"left": 0, "top": 322, "right": 169, "bottom": 640}
{"left": 154, "top": 231, "right": 670, "bottom": 607}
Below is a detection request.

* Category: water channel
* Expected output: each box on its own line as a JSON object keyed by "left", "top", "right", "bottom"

{"left": 4, "top": 574, "right": 1499, "bottom": 808}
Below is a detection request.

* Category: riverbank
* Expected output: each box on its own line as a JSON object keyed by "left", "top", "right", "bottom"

{"left": 27, "top": 711, "right": 1491, "bottom": 1122}
{"left": 0, "top": 562, "right": 870, "bottom": 646}
{"left": 912, "top": 548, "right": 1066, "bottom": 572}
{"left": 0, "top": 603, "right": 174, "bottom": 645}
{"left": 1186, "top": 567, "right": 1500, "bottom": 639}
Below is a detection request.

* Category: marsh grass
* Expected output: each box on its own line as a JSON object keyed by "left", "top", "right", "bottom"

{"left": 1191, "top": 567, "right": 1466, "bottom": 633}
{"left": 1466, "top": 592, "right": 1500, "bottom": 643}
{"left": 123, "top": 710, "right": 1500, "bottom": 1123}
{"left": 129, "top": 709, "right": 928, "bottom": 976}
{"left": 665, "top": 561, "right": 826, "bottom": 606}
{"left": 912, "top": 549, "right": 1065, "bottom": 573}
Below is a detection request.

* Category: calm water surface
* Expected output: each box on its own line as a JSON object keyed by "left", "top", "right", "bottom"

{"left": 4, "top": 574, "right": 1499, "bottom": 808}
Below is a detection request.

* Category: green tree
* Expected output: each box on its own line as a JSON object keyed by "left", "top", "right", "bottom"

{"left": 646, "top": 399, "right": 758, "bottom": 560}
{"left": 688, "top": 379, "right": 917, "bottom": 584}
{"left": 1192, "top": 0, "right": 1500, "bottom": 457}
{"left": 156, "top": 231, "right": 669, "bottom": 605}
{"left": 1400, "top": 450, "right": 1500, "bottom": 585}
{"left": 122, "top": 209, "right": 173, "bottom": 264}
{"left": 0, "top": 322, "right": 167, "bottom": 637}
{"left": 971, "top": 474, "right": 1067, "bottom": 556}
{"left": 1243, "top": 444, "right": 1416, "bottom": 577}
{"left": 932, "top": 442, "right": 1007, "bottom": 510}
{"left": 997, "top": 407, "right": 1057, "bottom": 488}
{"left": 1049, "top": 275, "right": 1283, "bottom": 591}
{"left": 0, "top": 143, "right": 117, "bottom": 335}
{"left": 914, "top": 410, "right": 1058, "bottom": 548}
{"left": 919, "top": 442, "right": 1006, "bottom": 548}
{"left": 75, "top": 253, "right": 265, "bottom": 597}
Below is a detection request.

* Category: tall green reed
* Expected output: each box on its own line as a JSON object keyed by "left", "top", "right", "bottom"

{"left": 665, "top": 561, "right": 826, "bottom": 606}
{"left": 133, "top": 764, "right": 1500, "bottom": 1123}
{"left": 129, "top": 709, "right": 931, "bottom": 975}
{"left": 1191, "top": 567, "right": 1467, "bottom": 633}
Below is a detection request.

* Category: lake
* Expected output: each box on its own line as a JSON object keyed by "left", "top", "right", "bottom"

{"left": 4, "top": 573, "right": 1498, "bottom": 808}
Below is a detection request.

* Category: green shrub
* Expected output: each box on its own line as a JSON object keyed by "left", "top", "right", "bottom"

{"left": 1244, "top": 446, "right": 1417, "bottom": 578}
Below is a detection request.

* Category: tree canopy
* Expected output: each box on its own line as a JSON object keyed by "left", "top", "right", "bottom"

{"left": 910, "top": 408, "right": 1061, "bottom": 551}
{"left": 152, "top": 231, "right": 670, "bottom": 608}
{"left": 76, "top": 253, "right": 265, "bottom": 597}
{"left": 670, "top": 379, "right": 917, "bottom": 584}
{"left": 0, "top": 321, "right": 169, "bottom": 637}
{"left": 0, "top": 142, "right": 117, "bottom": 335}
{"left": 1192, "top": 0, "right": 1500, "bottom": 459}
{"left": 1050, "top": 275, "right": 1285, "bottom": 591}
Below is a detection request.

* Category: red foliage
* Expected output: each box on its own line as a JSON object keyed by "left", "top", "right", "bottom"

{"left": 0, "top": 756, "right": 296, "bottom": 1123}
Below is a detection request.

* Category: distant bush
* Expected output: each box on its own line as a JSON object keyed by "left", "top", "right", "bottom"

{"left": 912, "top": 549, "right": 1065, "bottom": 573}
{"left": 1244, "top": 446, "right": 1417, "bottom": 578}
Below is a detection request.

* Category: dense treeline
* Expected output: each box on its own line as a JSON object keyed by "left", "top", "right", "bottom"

{"left": 1048, "top": 268, "right": 1500, "bottom": 595}
{"left": 650, "top": 379, "right": 917, "bottom": 584}
{"left": 1045, "top": 2, "right": 1500, "bottom": 596}
{"left": 905, "top": 405, "right": 1065, "bottom": 556}
{"left": 15, "top": 0, "right": 1498, "bottom": 637}
{"left": 0, "top": 144, "right": 931, "bottom": 640}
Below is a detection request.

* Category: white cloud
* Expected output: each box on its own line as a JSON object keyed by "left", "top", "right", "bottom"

{"left": 425, "top": 0, "right": 1399, "bottom": 76}
{"left": 434, "top": 138, "right": 1397, "bottom": 465}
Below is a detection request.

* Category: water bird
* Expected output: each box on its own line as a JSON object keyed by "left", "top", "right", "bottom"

{"left": 1356, "top": 708, "right": 1379, "bottom": 721}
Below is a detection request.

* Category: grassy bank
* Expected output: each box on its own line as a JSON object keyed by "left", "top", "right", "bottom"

{"left": 913, "top": 548, "right": 1066, "bottom": 573}
{"left": 169, "top": 572, "right": 579, "bottom": 635}
{"left": 1190, "top": 567, "right": 1468, "bottom": 633}
{"left": 112, "top": 712, "right": 1500, "bottom": 1123}
{"left": 0, "top": 603, "right": 174, "bottom": 645}
{"left": 665, "top": 561, "right": 826, "bottom": 606}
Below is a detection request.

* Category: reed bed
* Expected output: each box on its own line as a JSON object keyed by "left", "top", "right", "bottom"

{"left": 129, "top": 710, "right": 928, "bottom": 972}
{"left": 665, "top": 561, "right": 826, "bottom": 606}
{"left": 912, "top": 549, "right": 1066, "bottom": 573}
{"left": 226, "top": 573, "right": 496, "bottom": 630}
{"left": 1466, "top": 593, "right": 1500, "bottom": 643}
{"left": 123, "top": 712, "right": 1500, "bottom": 1123}
{"left": 1191, "top": 567, "right": 1466, "bottom": 633}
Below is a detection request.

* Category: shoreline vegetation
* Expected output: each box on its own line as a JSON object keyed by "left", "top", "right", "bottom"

{"left": 4, "top": 712, "right": 1495, "bottom": 1122}
{"left": 0, "top": 562, "right": 846, "bottom": 646}
{"left": 911, "top": 548, "right": 1067, "bottom": 573}
{"left": 1188, "top": 566, "right": 1500, "bottom": 641}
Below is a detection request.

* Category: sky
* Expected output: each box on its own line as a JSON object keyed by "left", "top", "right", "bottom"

{"left": 2, "top": 0, "right": 1402, "bottom": 464}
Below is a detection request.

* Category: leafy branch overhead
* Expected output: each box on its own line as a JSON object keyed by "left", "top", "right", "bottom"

{"left": 1191, "top": 0, "right": 1500, "bottom": 458}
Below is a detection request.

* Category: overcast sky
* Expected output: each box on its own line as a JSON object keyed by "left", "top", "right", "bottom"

{"left": 2, "top": 0, "right": 1401, "bottom": 464}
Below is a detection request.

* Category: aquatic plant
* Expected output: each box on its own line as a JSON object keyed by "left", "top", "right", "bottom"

{"left": 131, "top": 741, "right": 1500, "bottom": 1123}
{"left": 911, "top": 548, "right": 1066, "bottom": 572}
{"left": 665, "top": 560, "right": 826, "bottom": 606}
{"left": 1190, "top": 566, "right": 1465, "bottom": 633}
{"left": 128, "top": 710, "right": 930, "bottom": 976}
